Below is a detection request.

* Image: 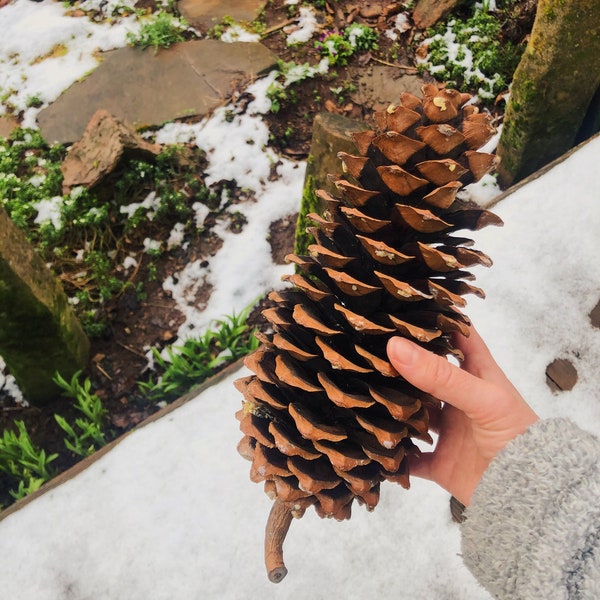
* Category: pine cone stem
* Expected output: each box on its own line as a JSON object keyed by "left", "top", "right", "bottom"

{"left": 265, "top": 499, "right": 293, "bottom": 583}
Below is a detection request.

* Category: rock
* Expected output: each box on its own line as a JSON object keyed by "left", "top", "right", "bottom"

{"left": 359, "top": 3, "right": 383, "bottom": 19}
{"left": 546, "top": 357, "right": 578, "bottom": 392}
{"left": 350, "top": 66, "right": 425, "bottom": 111}
{"left": 179, "top": 0, "right": 268, "bottom": 28}
{"left": 497, "top": 0, "right": 600, "bottom": 187}
{"left": 0, "top": 204, "right": 90, "bottom": 405}
{"left": 61, "top": 110, "right": 161, "bottom": 194}
{"left": 590, "top": 297, "right": 600, "bottom": 328}
{"left": 37, "top": 40, "right": 277, "bottom": 144}
{"left": 412, "top": 0, "right": 463, "bottom": 29}
{"left": 0, "top": 115, "right": 18, "bottom": 140}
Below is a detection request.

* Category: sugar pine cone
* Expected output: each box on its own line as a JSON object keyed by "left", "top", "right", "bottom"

{"left": 235, "top": 84, "right": 502, "bottom": 582}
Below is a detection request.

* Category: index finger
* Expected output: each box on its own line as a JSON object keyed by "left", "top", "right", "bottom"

{"left": 386, "top": 336, "right": 504, "bottom": 419}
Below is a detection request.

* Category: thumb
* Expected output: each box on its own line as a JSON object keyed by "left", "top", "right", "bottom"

{"left": 386, "top": 336, "right": 497, "bottom": 418}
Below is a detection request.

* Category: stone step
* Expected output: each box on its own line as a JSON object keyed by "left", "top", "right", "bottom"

{"left": 37, "top": 39, "right": 277, "bottom": 144}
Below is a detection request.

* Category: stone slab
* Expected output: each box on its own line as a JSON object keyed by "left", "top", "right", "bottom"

{"left": 179, "top": 0, "right": 268, "bottom": 28}
{"left": 37, "top": 39, "right": 277, "bottom": 144}
{"left": 351, "top": 66, "right": 425, "bottom": 111}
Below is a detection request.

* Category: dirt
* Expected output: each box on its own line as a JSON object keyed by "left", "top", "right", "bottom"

{"left": 0, "top": 0, "right": 536, "bottom": 508}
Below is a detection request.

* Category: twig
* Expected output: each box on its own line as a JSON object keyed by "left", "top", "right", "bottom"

{"left": 260, "top": 17, "right": 296, "bottom": 38}
{"left": 370, "top": 56, "right": 419, "bottom": 71}
{"left": 264, "top": 499, "right": 293, "bottom": 583}
{"left": 95, "top": 363, "right": 113, "bottom": 381}
{"left": 116, "top": 342, "right": 148, "bottom": 359}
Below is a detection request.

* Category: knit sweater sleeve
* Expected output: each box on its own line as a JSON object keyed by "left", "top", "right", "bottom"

{"left": 461, "top": 418, "right": 600, "bottom": 599}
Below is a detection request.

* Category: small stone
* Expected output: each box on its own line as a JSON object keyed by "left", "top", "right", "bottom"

{"left": 0, "top": 115, "right": 18, "bottom": 140}
{"left": 449, "top": 495, "right": 466, "bottom": 524}
{"left": 590, "top": 298, "right": 600, "bottom": 328}
{"left": 546, "top": 357, "right": 578, "bottom": 392}
{"left": 359, "top": 3, "right": 382, "bottom": 19}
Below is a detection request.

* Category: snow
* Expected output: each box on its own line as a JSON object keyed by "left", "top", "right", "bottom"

{"left": 33, "top": 195, "right": 63, "bottom": 228}
{"left": 1, "top": 1, "right": 600, "bottom": 598}
{"left": 2, "top": 130, "right": 599, "bottom": 598}
{"left": 0, "top": 0, "right": 139, "bottom": 128}
{"left": 220, "top": 25, "right": 261, "bottom": 43}
{"left": 286, "top": 6, "right": 318, "bottom": 46}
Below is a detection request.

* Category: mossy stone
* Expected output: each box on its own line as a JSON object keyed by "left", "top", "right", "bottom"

{"left": 497, "top": 0, "right": 600, "bottom": 187}
{"left": 0, "top": 205, "right": 90, "bottom": 405}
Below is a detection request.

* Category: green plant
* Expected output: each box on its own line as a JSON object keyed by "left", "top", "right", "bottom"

{"left": 0, "top": 421, "right": 57, "bottom": 501}
{"left": 140, "top": 306, "right": 260, "bottom": 401}
{"left": 266, "top": 59, "right": 329, "bottom": 113}
{"left": 127, "top": 10, "right": 189, "bottom": 53}
{"left": 0, "top": 131, "right": 210, "bottom": 338}
{"left": 416, "top": 5, "right": 524, "bottom": 100}
{"left": 316, "top": 23, "right": 379, "bottom": 65}
{"left": 53, "top": 371, "right": 108, "bottom": 458}
{"left": 25, "top": 94, "right": 43, "bottom": 108}
{"left": 206, "top": 15, "right": 235, "bottom": 38}
{"left": 330, "top": 79, "right": 356, "bottom": 104}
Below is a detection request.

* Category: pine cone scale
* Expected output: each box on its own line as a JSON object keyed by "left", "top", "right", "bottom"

{"left": 236, "top": 85, "right": 503, "bottom": 581}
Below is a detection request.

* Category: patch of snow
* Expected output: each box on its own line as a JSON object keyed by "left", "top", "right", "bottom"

{"left": 220, "top": 25, "right": 260, "bottom": 43}
{"left": 167, "top": 222, "right": 186, "bottom": 250}
{"left": 33, "top": 195, "right": 63, "bottom": 229}
{"left": 142, "top": 237, "right": 161, "bottom": 254}
{"left": 120, "top": 191, "right": 161, "bottom": 221}
{"left": 385, "top": 12, "right": 411, "bottom": 41}
{"left": 286, "top": 6, "right": 318, "bottom": 46}
{"left": 0, "top": 357, "right": 26, "bottom": 407}
{"left": 122, "top": 255, "right": 138, "bottom": 271}
{"left": 0, "top": 0, "right": 139, "bottom": 127}
{"left": 459, "top": 173, "right": 501, "bottom": 207}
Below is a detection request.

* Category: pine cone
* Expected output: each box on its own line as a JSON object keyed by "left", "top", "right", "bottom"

{"left": 235, "top": 84, "right": 502, "bottom": 582}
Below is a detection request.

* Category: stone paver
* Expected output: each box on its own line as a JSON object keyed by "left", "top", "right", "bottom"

{"left": 350, "top": 66, "right": 425, "bottom": 111}
{"left": 179, "top": 0, "right": 268, "bottom": 28}
{"left": 37, "top": 40, "right": 277, "bottom": 144}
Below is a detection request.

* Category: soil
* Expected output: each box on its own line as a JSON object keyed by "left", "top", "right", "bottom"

{"left": 0, "top": 0, "right": 536, "bottom": 508}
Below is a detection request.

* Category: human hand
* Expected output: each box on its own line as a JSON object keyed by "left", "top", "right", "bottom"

{"left": 386, "top": 327, "right": 539, "bottom": 506}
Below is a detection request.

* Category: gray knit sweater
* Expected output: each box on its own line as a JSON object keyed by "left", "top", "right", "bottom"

{"left": 461, "top": 418, "right": 600, "bottom": 599}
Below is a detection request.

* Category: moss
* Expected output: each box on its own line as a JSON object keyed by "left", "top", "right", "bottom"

{"left": 293, "top": 174, "right": 319, "bottom": 259}
{"left": 498, "top": 0, "right": 600, "bottom": 186}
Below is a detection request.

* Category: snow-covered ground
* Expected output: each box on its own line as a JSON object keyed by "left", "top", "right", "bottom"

{"left": 1, "top": 1, "right": 600, "bottom": 598}
{"left": 1, "top": 133, "right": 599, "bottom": 599}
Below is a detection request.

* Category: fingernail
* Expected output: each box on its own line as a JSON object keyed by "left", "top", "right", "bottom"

{"left": 387, "top": 337, "right": 418, "bottom": 366}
